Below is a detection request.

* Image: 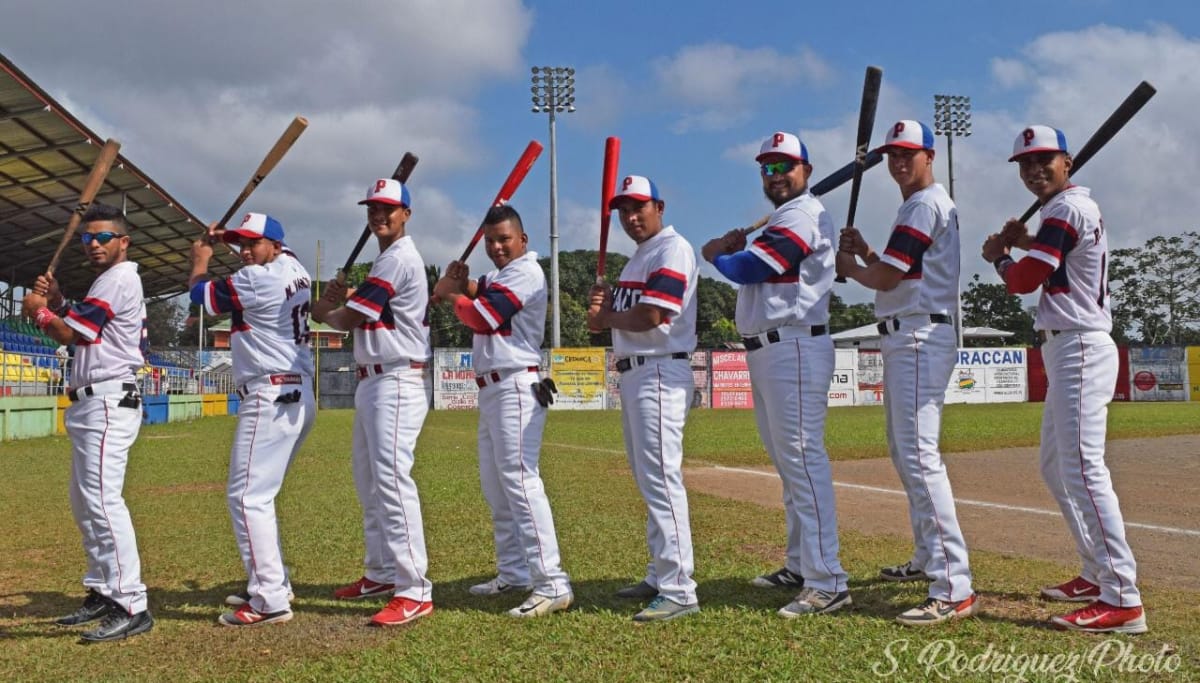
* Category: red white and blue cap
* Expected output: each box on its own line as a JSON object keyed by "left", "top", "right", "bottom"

{"left": 756, "top": 132, "right": 809, "bottom": 163}
{"left": 874, "top": 120, "right": 935, "bottom": 153}
{"left": 609, "top": 175, "right": 662, "bottom": 209}
{"left": 358, "top": 178, "right": 411, "bottom": 207}
{"left": 1009, "top": 125, "right": 1069, "bottom": 161}
{"left": 223, "top": 212, "right": 284, "bottom": 243}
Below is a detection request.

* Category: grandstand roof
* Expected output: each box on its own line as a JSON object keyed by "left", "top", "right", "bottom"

{"left": 0, "top": 52, "right": 239, "bottom": 301}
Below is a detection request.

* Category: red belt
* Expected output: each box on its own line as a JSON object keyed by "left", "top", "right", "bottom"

{"left": 476, "top": 366, "right": 539, "bottom": 388}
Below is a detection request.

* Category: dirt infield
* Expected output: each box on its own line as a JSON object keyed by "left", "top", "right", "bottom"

{"left": 686, "top": 435, "right": 1200, "bottom": 592}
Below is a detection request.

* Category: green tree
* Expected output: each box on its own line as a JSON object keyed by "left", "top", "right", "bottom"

{"left": 696, "top": 276, "right": 739, "bottom": 348}
{"left": 1109, "top": 232, "right": 1200, "bottom": 345}
{"left": 828, "top": 292, "right": 875, "bottom": 333}
{"left": 961, "top": 273, "right": 1035, "bottom": 346}
{"left": 425, "top": 264, "right": 471, "bottom": 348}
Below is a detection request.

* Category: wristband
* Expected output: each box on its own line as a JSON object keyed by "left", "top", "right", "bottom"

{"left": 993, "top": 255, "right": 1015, "bottom": 278}
{"left": 33, "top": 307, "right": 59, "bottom": 332}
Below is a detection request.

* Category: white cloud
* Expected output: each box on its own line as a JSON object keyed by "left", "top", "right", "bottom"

{"left": 655, "top": 43, "right": 833, "bottom": 133}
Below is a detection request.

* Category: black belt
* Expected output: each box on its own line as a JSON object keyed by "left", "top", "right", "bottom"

{"left": 68, "top": 382, "right": 137, "bottom": 402}
{"left": 877, "top": 314, "right": 952, "bottom": 336}
{"left": 742, "top": 325, "right": 827, "bottom": 351}
{"left": 356, "top": 360, "right": 427, "bottom": 379}
{"left": 615, "top": 352, "right": 689, "bottom": 373}
{"left": 476, "top": 366, "right": 539, "bottom": 388}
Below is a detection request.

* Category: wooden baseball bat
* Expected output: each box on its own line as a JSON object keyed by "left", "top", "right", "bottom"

{"left": 337, "top": 152, "right": 419, "bottom": 283}
{"left": 458, "top": 140, "right": 543, "bottom": 262}
{"left": 595, "top": 136, "right": 621, "bottom": 281}
{"left": 46, "top": 138, "right": 121, "bottom": 277}
{"left": 1016, "top": 81, "right": 1156, "bottom": 223}
{"left": 214, "top": 116, "right": 308, "bottom": 230}
{"left": 740, "top": 149, "right": 885, "bottom": 237}
{"left": 836, "top": 65, "right": 883, "bottom": 282}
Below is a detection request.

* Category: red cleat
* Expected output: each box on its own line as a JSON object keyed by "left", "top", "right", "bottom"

{"left": 1040, "top": 576, "right": 1101, "bottom": 602}
{"left": 369, "top": 596, "right": 433, "bottom": 627}
{"left": 333, "top": 576, "right": 395, "bottom": 600}
{"left": 1052, "top": 600, "right": 1147, "bottom": 634}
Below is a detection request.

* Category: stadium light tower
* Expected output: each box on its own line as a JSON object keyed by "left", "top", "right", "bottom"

{"left": 531, "top": 65, "right": 575, "bottom": 347}
{"left": 934, "top": 94, "right": 971, "bottom": 348}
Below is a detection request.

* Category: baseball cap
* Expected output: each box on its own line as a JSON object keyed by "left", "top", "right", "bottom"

{"left": 358, "top": 178, "right": 411, "bottom": 207}
{"left": 874, "top": 120, "right": 935, "bottom": 153}
{"left": 756, "top": 132, "right": 809, "bottom": 163}
{"left": 223, "top": 212, "right": 284, "bottom": 243}
{"left": 1009, "top": 125, "right": 1069, "bottom": 161}
{"left": 609, "top": 175, "right": 661, "bottom": 209}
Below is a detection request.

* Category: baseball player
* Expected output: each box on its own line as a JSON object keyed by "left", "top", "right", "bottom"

{"left": 311, "top": 178, "right": 434, "bottom": 627}
{"left": 836, "top": 121, "right": 977, "bottom": 626}
{"left": 700, "top": 132, "right": 850, "bottom": 617}
{"left": 587, "top": 175, "right": 700, "bottom": 622}
{"left": 188, "top": 213, "right": 315, "bottom": 627}
{"left": 22, "top": 202, "right": 153, "bottom": 642}
{"left": 982, "top": 125, "right": 1145, "bottom": 634}
{"left": 431, "top": 205, "right": 573, "bottom": 618}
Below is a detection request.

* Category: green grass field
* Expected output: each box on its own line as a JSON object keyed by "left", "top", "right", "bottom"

{"left": 1, "top": 402, "right": 1198, "bottom": 681}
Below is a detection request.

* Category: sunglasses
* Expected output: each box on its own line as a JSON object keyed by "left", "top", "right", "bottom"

{"left": 760, "top": 160, "right": 798, "bottom": 176}
{"left": 80, "top": 231, "right": 126, "bottom": 245}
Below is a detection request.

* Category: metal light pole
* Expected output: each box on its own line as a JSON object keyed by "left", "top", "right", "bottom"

{"left": 531, "top": 66, "right": 575, "bottom": 347}
{"left": 934, "top": 94, "right": 971, "bottom": 349}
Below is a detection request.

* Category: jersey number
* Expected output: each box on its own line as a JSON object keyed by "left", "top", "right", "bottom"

{"left": 291, "top": 302, "right": 311, "bottom": 345}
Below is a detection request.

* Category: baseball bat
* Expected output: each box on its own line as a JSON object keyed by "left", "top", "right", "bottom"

{"left": 214, "top": 116, "right": 308, "bottom": 231}
{"left": 45, "top": 138, "right": 122, "bottom": 277}
{"left": 458, "top": 140, "right": 544, "bottom": 262}
{"left": 836, "top": 65, "right": 883, "bottom": 282}
{"left": 1016, "top": 81, "right": 1156, "bottom": 223}
{"left": 740, "top": 150, "right": 886, "bottom": 237}
{"left": 337, "top": 152, "right": 419, "bottom": 283}
{"left": 596, "top": 136, "right": 621, "bottom": 281}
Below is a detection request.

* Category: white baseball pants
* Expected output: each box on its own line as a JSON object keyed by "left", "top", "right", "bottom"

{"left": 477, "top": 369, "right": 571, "bottom": 597}
{"left": 1040, "top": 331, "right": 1140, "bottom": 607}
{"left": 747, "top": 334, "right": 848, "bottom": 593}
{"left": 352, "top": 367, "right": 432, "bottom": 601}
{"left": 619, "top": 357, "right": 698, "bottom": 606}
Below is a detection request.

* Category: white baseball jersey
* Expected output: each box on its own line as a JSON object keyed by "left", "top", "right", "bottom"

{"left": 610, "top": 226, "right": 697, "bottom": 358}
{"left": 736, "top": 191, "right": 835, "bottom": 335}
{"left": 874, "top": 183, "right": 960, "bottom": 320}
{"left": 202, "top": 252, "right": 315, "bottom": 385}
{"left": 347, "top": 235, "right": 432, "bottom": 365}
{"left": 472, "top": 251, "right": 545, "bottom": 374}
{"left": 1026, "top": 185, "right": 1112, "bottom": 333}
{"left": 64, "top": 260, "right": 147, "bottom": 386}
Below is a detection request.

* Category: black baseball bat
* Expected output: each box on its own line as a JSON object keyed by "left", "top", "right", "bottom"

{"left": 837, "top": 65, "right": 883, "bottom": 282}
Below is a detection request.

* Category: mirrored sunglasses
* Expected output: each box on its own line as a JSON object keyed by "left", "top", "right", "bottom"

{"left": 760, "top": 160, "right": 797, "bottom": 176}
{"left": 80, "top": 231, "right": 125, "bottom": 245}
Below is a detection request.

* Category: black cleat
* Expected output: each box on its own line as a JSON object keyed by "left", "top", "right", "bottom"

{"left": 80, "top": 609, "right": 154, "bottom": 643}
{"left": 56, "top": 589, "right": 115, "bottom": 626}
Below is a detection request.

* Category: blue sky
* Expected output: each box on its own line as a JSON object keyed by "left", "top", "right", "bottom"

{"left": 2, "top": 0, "right": 1198, "bottom": 304}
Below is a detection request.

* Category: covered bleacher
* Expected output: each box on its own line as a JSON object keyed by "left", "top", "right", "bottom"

{"left": 1, "top": 52, "right": 240, "bottom": 429}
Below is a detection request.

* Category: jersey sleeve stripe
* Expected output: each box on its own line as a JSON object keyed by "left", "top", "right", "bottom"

{"left": 206, "top": 278, "right": 240, "bottom": 316}
{"left": 644, "top": 268, "right": 687, "bottom": 307}
{"left": 65, "top": 297, "right": 113, "bottom": 339}
{"left": 348, "top": 277, "right": 394, "bottom": 319}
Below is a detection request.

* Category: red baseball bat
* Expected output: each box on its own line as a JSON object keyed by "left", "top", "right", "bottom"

{"left": 458, "top": 140, "right": 543, "bottom": 262}
{"left": 596, "top": 136, "right": 621, "bottom": 281}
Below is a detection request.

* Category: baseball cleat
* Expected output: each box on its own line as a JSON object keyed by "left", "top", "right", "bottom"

{"left": 56, "top": 589, "right": 116, "bottom": 626}
{"left": 369, "top": 597, "right": 433, "bottom": 627}
{"left": 614, "top": 581, "right": 658, "bottom": 600}
{"left": 225, "top": 589, "right": 295, "bottom": 607}
{"left": 79, "top": 610, "right": 154, "bottom": 642}
{"left": 632, "top": 596, "right": 700, "bottom": 623}
{"left": 879, "top": 560, "right": 933, "bottom": 583}
{"left": 1051, "top": 601, "right": 1147, "bottom": 634}
{"left": 1040, "top": 576, "right": 1101, "bottom": 602}
{"left": 507, "top": 592, "right": 573, "bottom": 618}
{"left": 333, "top": 576, "right": 395, "bottom": 600}
{"left": 219, "top": 604, "right": 294, "bottom": 627}
{"left": 778, "top": 588, "right": 852, "bottom": 618}
{"left": 469, "top": 577, "right": 531, "bottom": 596}
{"left": 751, "top": 567, "right": 804, "bottom": 589}
{"left": 895, "top": 593, "right": 979, "bottom": 626}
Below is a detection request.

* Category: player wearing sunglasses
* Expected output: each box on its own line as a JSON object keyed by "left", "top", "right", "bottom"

{"left": 22, "top": 203, "right": 153, "bottom": 642}
{"left": 700, "top": 132, "right": 850, "bottom": 619}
